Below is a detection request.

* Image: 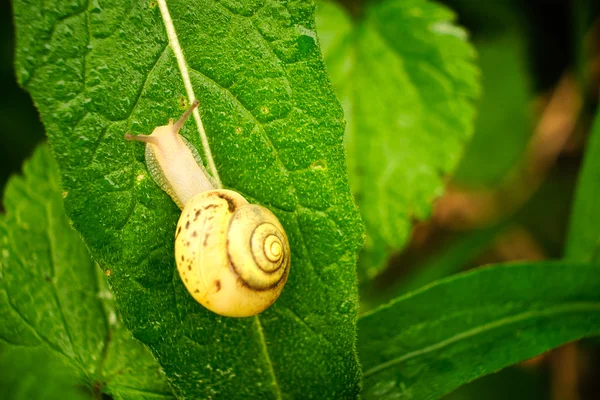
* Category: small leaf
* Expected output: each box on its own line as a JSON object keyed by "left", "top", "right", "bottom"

{"left": 13, "top": 0, "right": 364, "bottom": 398}
{"left": 316, "top": 0, "right": 480, "bottom": 279}
{"left": 358, "top": 262, "right": 600, "bottom": 399}
{"left": 566, "top": 107, "right": 600, "bottom": 261}
{"left": 0, "top": 145, "right": 173, "bottom": 400}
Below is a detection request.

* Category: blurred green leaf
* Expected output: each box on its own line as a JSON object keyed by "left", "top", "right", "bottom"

{"left": 316, "top": 0, "right": 479, "bottom": 280}
{"left": 358, "top": 262, "right": 600, "bottom": 399}
{"left": 12, "top": 0, "right": 364, "bottom": 398}
{"left": 442, "top": 365, "right": 548, "bottom": 400}
{"left": 0, "top": 345, "right": 88, "bottom": 400}
{"left": 0, "top": 145, "right": 173, "bottom": 399}
{"left": 436, "top": 0, "right": 522, "bottom": 36}
{"left": 453, "top": 32, "right": 533, "bottom": 188}
{"left": 572, "top": 0, "right": 600, "bottom": 91}
{"left": 516, "top": 166, "right": 575, "bottom": 258}
{"left": 383, "top": 222, "right": 507, "bottom": 302}
{"left": 566, "top": 108, "right": 600, "bottom": 261}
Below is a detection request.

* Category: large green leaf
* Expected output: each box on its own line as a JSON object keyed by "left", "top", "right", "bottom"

{"left": 358, "top": 262, "right": 600, "bottom": 399}
{"left": 0, "top": 145, "right": 173, "bottom": 399}
{"left": 13, "top": 0, "right": 364, "bottom": 398}
{"left": 566, "top": 108, "right": 600, "bottom": 261}
{"left": 316, "top": 0, "right": 479, "bottom": 279}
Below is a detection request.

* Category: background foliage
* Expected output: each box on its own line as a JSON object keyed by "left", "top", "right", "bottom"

{"left": 2, "top": 0, "right": 600, "bottom": 398}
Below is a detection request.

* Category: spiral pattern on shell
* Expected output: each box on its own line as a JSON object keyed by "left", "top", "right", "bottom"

{"left": 174, "top": 189, "right": 290, "bottom": 317}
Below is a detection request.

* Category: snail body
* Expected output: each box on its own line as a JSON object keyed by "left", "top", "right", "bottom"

{"left": 126, "top": 101, "right": 290, "bottom": 317}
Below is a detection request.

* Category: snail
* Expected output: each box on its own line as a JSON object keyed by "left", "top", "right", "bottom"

{"left": 126, "top": 100, "right": 290, "bottom": 317}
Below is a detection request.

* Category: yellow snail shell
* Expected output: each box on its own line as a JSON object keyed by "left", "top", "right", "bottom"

{"left": 126, "top": 100, "right": 291, "bottom": 317}
{"left": 175, "top": 190, "right": 290, "bottom": 317}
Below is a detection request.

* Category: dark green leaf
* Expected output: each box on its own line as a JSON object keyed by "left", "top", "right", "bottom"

{"left": 358, "top": 262, "right": 600, "bottom": 399}
{"left": 566, "top": 107, "right": 600, "bottom": 261}
{"left": 316, "top": 0, "right": 479, "bottom": 279}
{"left": 0, "top": 345, "right": 88, "bottom": 400}
{"left": 0, "top": 145, "right": 173, "bottom": 399}
{"left": 442, "top": 365, "right": 548, "bottom": 400}
{"left": 362, "top": 222, "right": 507, "bottom": 312}
{"left": 573, "top": 0, "right": 600, "bottom": 91}
{"left": 13, "top": 1, "right": 364, "bottom": 398}
{"left": 453, "top": 32, "right": 533, "bottom": 188}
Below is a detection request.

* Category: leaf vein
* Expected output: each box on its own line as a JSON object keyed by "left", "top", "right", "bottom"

{"left": 43, "top": 202, "right": 83, "bottom": 368}
{"left": 189, "top": 67, "right": 294, "bottom": 187}
{"left": 0, "top": 287, "right": 71, "bottom": 361}
{"left": 254, "top": 316, "right": 283, "bottom": 399}
{"left": 279, "top": 307, "right": 337, "bottom": 352}
{"left": 124, "top": 45, "right": 171, "bottom": 125}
